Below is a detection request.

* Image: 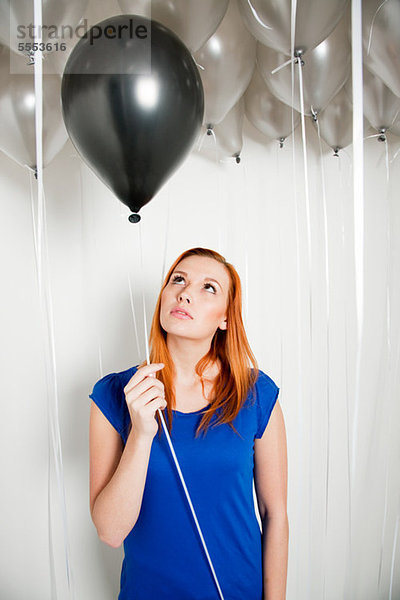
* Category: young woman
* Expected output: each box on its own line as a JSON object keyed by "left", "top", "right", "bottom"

{"left": 89, "top": 247, "right": 288, "bottom": 600}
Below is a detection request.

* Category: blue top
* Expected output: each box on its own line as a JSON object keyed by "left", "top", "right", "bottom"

{"left": 89, "top": 366, "right": 279, "bottom": 600}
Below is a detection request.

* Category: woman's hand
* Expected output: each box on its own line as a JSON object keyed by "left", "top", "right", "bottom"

{"left": 123, "top": 363, "right": 166, "bottom": 441}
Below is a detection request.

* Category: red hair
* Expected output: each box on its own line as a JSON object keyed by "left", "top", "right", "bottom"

{"left": 140, "top": 247, "right": 258, "bottom": 437}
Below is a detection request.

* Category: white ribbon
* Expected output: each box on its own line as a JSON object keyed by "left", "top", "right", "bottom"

{"left": 314, "top": 117, "right": 332, "bottom": 599}
{"left": 344, "top": 1, "right": 364, "bottom": 596}
{"left": 389, "top": 515, "right": 400, "bottom": 599}
{"left": 33, "top": 0, "right": 74, "bottom": 596}
{"left": 366, "top": 0, "right": 389, "bottom": 55}
{"left": 350, "top": 0, "right": 364, "bottom": 489}
{"left": 245, "top": 0, "right": 272, "bottom": 30}
{"left": 297, "top": 53, "right": 314, "bottom": 600}
{"left": 137, "top": 221, "right": 225, "bottom": 600}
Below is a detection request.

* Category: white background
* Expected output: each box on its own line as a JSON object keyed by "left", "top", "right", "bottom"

{"left": 1, "top": 104, "right": 400, "bottom": 600}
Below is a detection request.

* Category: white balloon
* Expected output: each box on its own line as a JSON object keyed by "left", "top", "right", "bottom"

{"left": 257, "top": 15, "right": 351, "bottom": 117}
{"left": 391, "top": 114, "right": 400, "bottom": 138}
{"left": 244, "top": 68, "right": 299, "bottom": 141}
{"left": 313, "top": 87, "right": 352, "bottom": 153}
{"left": 363, "top": 67, "right": 400, "bottom": 133}
{"left": 0, "top": 45, "right": 68, "bottom": 169}
{"left": 197, "top": 98, "right": 244, "bottom": 161}
{"left": 214, "top": 97, "right": 244, "bottom": 158}
{"left": 363, "top": 0, "right": 400, "bottom": 98}
{"left": 238, "top": 0, "right": 348, "bottom": 56}
{"left": 118, "top": 0, "right": 229, "bottom": 52}
{"left": 194, "top": 0, "right": 256, "bottom": 126}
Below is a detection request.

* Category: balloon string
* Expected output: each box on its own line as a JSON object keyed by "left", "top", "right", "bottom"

{"left": 297, "top": 57, "right": 313, "bottom": 337}
{"left": 391, "top": 147, "right": 400, "bottom": 164}
{"left": 126, "top": 246, "right": 141, "bottom": 358}
{"left": 197, "top": 128, "right": 208, "bottom": 152}
{"left": 337, "top": 157, "right": 353, "bottom": 600}
{"left": 315, "top": 118, "right": 332, "bottom": 600}
{"left": 366, "top": 0, "right": 389, "bottom": 55}
{"left": 377, "top": 148, "right": 393, "bottom": 596}
{"left": 137, "top": 224, "right": 225, "bottom": 600}
{"left": 208, "top": 127, "right": 224, "bottom": 254}
{"left": 346, "top": 2, "right": 364, "bottom": 596}
{"left": 271, "top": 56, "right": 296, "bottom": 75}
{"left": 138, "top": 221, "right": 149, "bottom": 359}
{"left": 290, "top": 1, "right": 304, "bottom": 593}
{"left": 377, "top": 462, "right": 390, "bottom": 594}
{"left": 275, "top": 142, "right": 283, "bottom": 379}
{"left": 33, "top": 0, "right": 75, "bottom": 594}
{"left": 80, "top": 162, "right": 104, "bottom": 378}
{"left": 364, "top": 133, "right": 382, "bottom": 140}
{"left": 118, "top": 203, "right": 141, "bottom": 358}
{"left": 29, "top": 168, "right": 57, "bottom": 600}
{"left": 384, "top": 137, "right": 389, "bottom": 183}
{"left": 297, "top": 53, "right": 314, "bottom": 600}
{"left": 389, "top": 515, "right": 400, "bottom": 599}
{"left": 28, "top": 166, "right": 39, "bottom": 259}
{"left": 350, "top": 0, "right": 364, "bottom": 489}
{"left": 44, "top": 188, "right": 76, "bottom": 597}
{"left": 387, "top": 304, "right": 400, "bottom": 600}
{"left": 241, "top": 161, "right": 249, "bottom": 328}
{"left": 160, "top": 184, "right": 171, "bottom": 287}
{"left": 245, "top": 0, "right": 272, "bottom": 30}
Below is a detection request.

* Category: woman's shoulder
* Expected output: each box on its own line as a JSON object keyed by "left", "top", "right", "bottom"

{"left": 249, "top": 367, "right": 279, "bottom": 390}
{"left": 89, "top": 365, "right": 139, "bottom": 441}
{"left": 91, "top": 364, "right": 139, "bottom": 390}
{"left": 248, "top": 368, "right": 280, "bottom": 438}
{"left": 246, "top": 367, "right": 280, "bottom": 408}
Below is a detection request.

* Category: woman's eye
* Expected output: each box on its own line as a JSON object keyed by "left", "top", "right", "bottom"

{"left": 171, "top": 275, "right": 184, "bottom": 284}
{"left": 204, "top": 283, "right": 216, "bottom": 293}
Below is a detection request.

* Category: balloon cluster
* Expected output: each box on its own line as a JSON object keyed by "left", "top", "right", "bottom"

{"left": 0, "top": 0, "right": 399, "bottom": 211}
{"left": 0, "top": 0, "right": 87, "bottom": 172}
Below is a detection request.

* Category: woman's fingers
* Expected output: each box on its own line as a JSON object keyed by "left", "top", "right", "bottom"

{"left": 142, "top": 397, "right": 168, "bottom": 416}
{"left": 124, "top": 363, "right": 164, "bottom": 396}
{"left": 127, "top": 385, "right": 165, "bottom": 412}
{"left": 126, "top": 375, "right": 164, "bottom": 400}
{"left": 124, "top": 366, "right": 167, "bottom": 440}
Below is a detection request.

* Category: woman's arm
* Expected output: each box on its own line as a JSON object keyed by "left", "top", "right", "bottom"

{"left": 90, "top": 363, "right": 166, "bottom": 548}
{"left": 89, "top": 402, "right": 153, "bottom": 548}
{"left": 254, "top": 400, "right": 289, "bottom": 600}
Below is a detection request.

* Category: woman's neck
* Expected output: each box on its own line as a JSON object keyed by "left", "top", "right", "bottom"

{"left": 166, "top": 335, "right": 219, "bottom": 385}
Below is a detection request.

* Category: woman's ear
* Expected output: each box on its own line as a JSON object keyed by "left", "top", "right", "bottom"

{"left": 218, "top": 318, "right": 227, "bottom": 331}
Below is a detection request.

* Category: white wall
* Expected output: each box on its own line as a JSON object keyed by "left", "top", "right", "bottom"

{"left": 1, "top": 116, "right": 400, "bottom": 600}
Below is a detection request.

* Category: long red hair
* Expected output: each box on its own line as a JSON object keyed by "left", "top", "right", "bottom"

{"left": 139, "top": 247, "right": 258, "bottom": 437}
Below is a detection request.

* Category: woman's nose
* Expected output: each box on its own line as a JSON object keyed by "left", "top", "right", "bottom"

{"left": 178, "top": 290, "right": 191, "bottom": 303}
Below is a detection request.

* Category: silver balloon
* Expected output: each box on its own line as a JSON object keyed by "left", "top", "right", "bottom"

{"left": 244, "top": 68, "right": 299, "bottom": 141}
{"left": 195, "top": 98, "right": 244, "bottom": 162}
{"left": 313, "top": 86, "right": 352, "bottom": 152}
{"left": 0, "top": 45, "right": 68, "bottom": 169}
{"left": 257, "top": 14, "right": 351, "bottom": 117}
{"left": 238, "top": 0, "right": 348, "bottom": 56}
{"left": 118, "top": 0, "right": 229, "bottom": 52}
{"left": 363, "top": 67, "right": 400, "bottom": 133}
{"left": 214, "top": 97, "right": 244, "bottom": 158}
{"left": 194, "top": 0, "right": 256, "bottom": 126}
{"left": 363, "top": 0, "right": 400, "bottom": 98}
{"left": 0, "top": 0, "right": 88, "bottom": 57}
{"left": 391, "top": 114, "right": 400, "bottom": 138}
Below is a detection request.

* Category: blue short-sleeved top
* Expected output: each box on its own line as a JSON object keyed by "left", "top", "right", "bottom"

{"left": 89, "top": 366, "right": 279, "bottom": 600}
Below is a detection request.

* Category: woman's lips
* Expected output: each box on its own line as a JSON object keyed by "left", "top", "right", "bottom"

{"left": 170, "top": 308, "right": 193, "bottom": 319}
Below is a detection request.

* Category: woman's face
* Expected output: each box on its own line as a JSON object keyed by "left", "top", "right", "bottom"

{"left": 160, "top": 255, "right": 230, "bottom": 343}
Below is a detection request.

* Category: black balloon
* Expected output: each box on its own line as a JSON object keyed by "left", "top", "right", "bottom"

{"left": 61, "top": 15, "right": 204, "bottom": 215}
